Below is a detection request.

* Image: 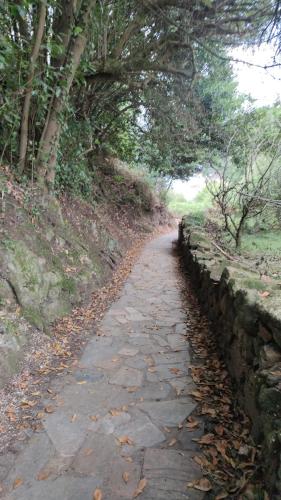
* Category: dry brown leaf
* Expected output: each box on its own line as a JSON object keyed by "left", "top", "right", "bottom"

{"left": 110, "top": 409, "right": 122, "bottom": 417}
{"left": 197, "top": 433, "right": 214, "bottom": 445}
{"left": 193, "top": 455, "right": 206, "bottom": 468}
{"left": 214, "top": 424, "right": 224, "bottom": 437}
{"left": 187, "top": 478, "right": 212, "bottom": 492}
{"left": 189, "top": 390, "right": 204, "bottom": 400}
{"left": 93, "top": 488, "right": 102, "bottom": 500}
{"left": 77, "top": 380, "right": 87, "bottom": 385}
{"left": 37, "top": 471, "right": 50, "bottom": 481}
{"left": 169, "top": 367, "right": 181, "bottom": 374}
{"left": 164, "top": 426, "right": 171, "bottom": 433}
{"left": 122, "top": 471, "right": 130, "bottom": 483}
{"left": 148, "top": 367, "right": 156, "bottom": 373}
{"left": 118, "top": 435, "right": 134, "bottom": 446}
{"left": 200, "top": 405, "right": 216, "bottom": 417}
{"left": 168, "top": 438, "right": 177, "bottom": 447}
{"left": 125, "top": 457, "right": 133, "bottom": 463}
{"left": 133, "top": 478, "right": 147, "bottom": 497}
{"left": 70, "top": 414, "right": 77, "bottom": 423}
{"left": 127, "top": 387, "right": 137, "bottom": 393}
{"left": 89, "top": 415, "right": 98, "bottom": 421}
{"left": 13, "top": 478, "right": 23, "bottom": 489}
{"left": 44, "top": 405, "right": 55, "bottom": 414}
{"left": 259, "top": 290, "right": 270, "bottom": 298}
{"left": 186, "top": 417, "right": 200, "bottom": 430}
{"left": 83, "top": 448, "right": 94, "bottom": 456}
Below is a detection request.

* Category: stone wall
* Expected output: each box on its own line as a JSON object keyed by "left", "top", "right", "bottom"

{"left": 179, "top": 218, "right": 281, "bottom": 495}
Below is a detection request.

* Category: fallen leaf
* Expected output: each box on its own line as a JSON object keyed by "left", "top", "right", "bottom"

{"left": 70, "top": 414, "right": 77, "bottom": 423}
{"left": 133, "top": 478, "right": 147, "bottom": 497}
{"left": 259, "top": 290, "right": 270, "bottom": 298}
{"left": 83, "top": 448, "right": 94, "bottom": 456}
{"left": 110, "top": 409, "right": 122, "bottom": 417}
{"left": 186, "top": 417, "right": 200, "bottom": 430}
{"left": 89, "top": 415, "right": 98, "bottom": 421}
{"left": 196, "top": 433, "right": 214, "bottom": 445}
{"left": 44, "top": 405, "right": 55, "bottom": 414}
{"left": 118, "top": 435, "right": 134, "bottom": 446}
{"left": 93, "top": 488, "right": 102, "bottom": 500}
{"left": 127, "top": 387, "right": 137, "bottom": 393}
{"left": 187, "top": 478, "right": 212, "bottom": 492}
{"left": 37, "top": 471, "right": 50, "bottom": 481}
{"left": 125, "top": 457, "right": 133, "bottom": 463}
{"left": 122, "top": 471, "right": 130, "bottom": 483}
{"left": 169, "top": 367, "right": 181, "bottom": 374}
{"left": 13, "top": 478, "right": 23, "bottom": 489}
{"left": 214, "top": 424, "right": 224, "bottom": 437}
{"left": 168, "top": 438, "right": 177, "bottom": 447}
{"left": 148, "top": 367, "right": 156, "bottom": 373}
{"left": 189, "top": 390, "right": 204, "bottom": 400}
{"left": 200, "top": 405, "right": 216, "bottom": 417}
{"left": 164, "top": 426, "right": 171, "bottom": 433}
{"left": 77, "top": 381, "right": 87, "bottom": 385}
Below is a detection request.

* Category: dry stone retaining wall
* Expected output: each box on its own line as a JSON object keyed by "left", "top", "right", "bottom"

{"left": 179, "top": 217, "right": 281, "bottom": 496}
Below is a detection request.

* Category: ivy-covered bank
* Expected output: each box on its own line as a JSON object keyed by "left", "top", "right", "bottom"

{"left": 0, "top": 158, "right": 169, "bottom": 388}
{"left": 179, "top": 218, "right": 281, "bottom": 496}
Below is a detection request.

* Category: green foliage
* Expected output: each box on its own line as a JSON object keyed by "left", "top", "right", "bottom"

{"left": 55, "top": 161, "right": 92, "bottom": 198}
{"left": 0, "top": 0, "right": 278, "bottom": 195}
{"left": 167, "top": 187, "right": 212, "bottom": 225}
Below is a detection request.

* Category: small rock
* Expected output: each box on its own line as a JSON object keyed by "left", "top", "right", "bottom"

{"left": 260, "top": 344, "right": 281, "bottom": 368}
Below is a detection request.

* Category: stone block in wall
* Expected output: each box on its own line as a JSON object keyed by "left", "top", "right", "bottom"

{"left": 258, "top": 323, "right": 273, "bottom": 342}
{"left": 260, "top": 344, "right": 281, "bottom": 369}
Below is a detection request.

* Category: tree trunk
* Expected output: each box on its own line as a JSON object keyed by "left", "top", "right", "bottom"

{"left": 51, "top": 0, "right": 76, "bottom": 69}
{"left": 18, "top": 1, "right": 46, "bottom": 174}
{"left": 36, "top": 0, "right": 96, "bottom": 192}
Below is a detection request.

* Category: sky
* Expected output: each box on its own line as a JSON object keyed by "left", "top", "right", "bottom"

{"left": 172, "top": 44, "right": 281, "bottom": 200}
{"left": 230, "top": 44, "right": 281, "bottom": 106}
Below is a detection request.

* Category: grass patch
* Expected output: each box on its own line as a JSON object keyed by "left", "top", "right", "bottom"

{"left": 167, "top": 188, "right": 213, "bottom": 225}
{"left": 241, "top": 231, "right": 281, "bottom": 257}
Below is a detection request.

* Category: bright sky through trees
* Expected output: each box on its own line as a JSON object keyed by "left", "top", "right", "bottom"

{"left": 231, "top": 44, "right": 281, "bottom": 106}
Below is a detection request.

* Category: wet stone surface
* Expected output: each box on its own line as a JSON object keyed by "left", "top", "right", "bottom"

{"left": 1, "top": 233, "right": 203, "bottom": 499}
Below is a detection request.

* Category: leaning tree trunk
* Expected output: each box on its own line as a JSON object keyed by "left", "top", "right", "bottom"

{"left": 36, "top": 0, "right": 96, "bottom": 192}
{"left": 18, "top": 1, "right": 46, "bottom": 174}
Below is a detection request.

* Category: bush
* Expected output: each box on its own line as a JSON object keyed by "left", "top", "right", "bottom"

{"left": 55, "top": 161, "right": 93, "bottom": 198}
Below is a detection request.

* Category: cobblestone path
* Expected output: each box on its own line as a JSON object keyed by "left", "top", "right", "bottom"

{"left": 1, "top": 232, "right": 204, "bottom": 499}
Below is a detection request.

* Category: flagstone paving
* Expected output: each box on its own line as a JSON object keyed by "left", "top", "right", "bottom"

{"left": 1, "top": 232, "right": 204, "bottom": 499}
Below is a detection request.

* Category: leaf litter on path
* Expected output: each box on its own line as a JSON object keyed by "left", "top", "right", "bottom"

{"left": 178, "top": 257, "right": 267, "bottom": 498}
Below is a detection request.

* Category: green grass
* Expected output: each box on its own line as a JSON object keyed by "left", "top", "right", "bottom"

{"left": 241, "top": 231, "right": 281, "bottom": 256}
{"left": 167, "top": 188, "right": 213, "bottom": 225}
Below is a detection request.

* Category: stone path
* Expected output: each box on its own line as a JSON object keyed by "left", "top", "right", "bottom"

{"left": 1, "top": 233, "right": 204, "bottom": 499}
